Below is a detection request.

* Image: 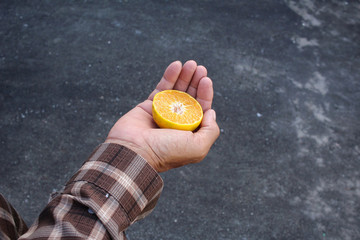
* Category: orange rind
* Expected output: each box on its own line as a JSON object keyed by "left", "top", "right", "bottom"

{"left": 152, "top": 90, "right": 203, "bottom": 131}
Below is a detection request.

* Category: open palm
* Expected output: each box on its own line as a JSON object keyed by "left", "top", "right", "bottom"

{"left": 106, "top": 60, "right": 220, "bottom": 172}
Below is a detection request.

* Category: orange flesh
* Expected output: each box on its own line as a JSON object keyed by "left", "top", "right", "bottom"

{"left": 154, "top": 91, "right": 202, "bottom": 125}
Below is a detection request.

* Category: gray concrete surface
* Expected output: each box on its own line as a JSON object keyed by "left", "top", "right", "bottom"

{"left": 1, "top": 0, "right": 359, "bottom": 239}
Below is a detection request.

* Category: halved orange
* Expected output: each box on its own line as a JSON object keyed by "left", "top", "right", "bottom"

{"left": 152, "top": 90, "right": 203, "bottom": 131}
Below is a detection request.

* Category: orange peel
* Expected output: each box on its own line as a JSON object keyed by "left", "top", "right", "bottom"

{"left": 152, "top": 90, "right": 203, "bottom": 131}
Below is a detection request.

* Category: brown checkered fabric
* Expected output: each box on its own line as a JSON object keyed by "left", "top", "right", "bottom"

{"left": 0, "top": 194, "right": 28, "bottom": 240}
{"left": 1, "top": 143, "right": 163, "bottom": 239}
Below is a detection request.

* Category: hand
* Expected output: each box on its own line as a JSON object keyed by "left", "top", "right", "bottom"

{"left": 105, "top": 60, "right": 220, "bottom": 172}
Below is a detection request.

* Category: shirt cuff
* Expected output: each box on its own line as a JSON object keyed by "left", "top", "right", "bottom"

{"left": 63, "top": 143, "right": 163, "bottom": 233}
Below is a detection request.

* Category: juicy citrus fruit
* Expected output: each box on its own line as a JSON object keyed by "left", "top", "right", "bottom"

{"left": 152, "top": 90, "right": 203, "bottom": 131}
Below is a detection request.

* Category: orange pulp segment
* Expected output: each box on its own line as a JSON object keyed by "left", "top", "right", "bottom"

{"left": 152, "top": 90, "right": 203, "bottom": 131}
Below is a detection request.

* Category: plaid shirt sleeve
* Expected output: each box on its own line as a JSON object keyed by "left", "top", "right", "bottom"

{"left": 16, "top": 143, "right": 163, "bottom": 240}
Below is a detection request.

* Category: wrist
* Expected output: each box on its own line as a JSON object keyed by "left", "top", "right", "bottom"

{"left": 104, "top": 138, "right": 161, "bottom": 172}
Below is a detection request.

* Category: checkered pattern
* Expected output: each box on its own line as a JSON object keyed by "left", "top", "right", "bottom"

{"left": 0, "top": 194, "right": 28, "bottom": 239}
{"left": 0, "top": 143, "right": 163, "bottom": 239}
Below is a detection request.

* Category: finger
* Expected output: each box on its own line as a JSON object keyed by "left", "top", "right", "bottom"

{"left": 136, "top": 99, "right": 153, "bottom": 115}
{"left": 192, "top": 109, "right": 220, "bottom": 161}
{"left": 173, "top": 60, "right": 197, "bottom": 92}
{"left": 148, "top": 61, "right": 182, "bottom": 100}
{"left": 187, "top": 65, "right": 207, "bottom": 98}
{"left": 196, "top": 77, "right": 213, "bottom": 112}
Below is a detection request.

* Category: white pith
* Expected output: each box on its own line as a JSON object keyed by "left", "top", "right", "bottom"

{"left": 171, "top": 101, "right": 185, "bottom": 115}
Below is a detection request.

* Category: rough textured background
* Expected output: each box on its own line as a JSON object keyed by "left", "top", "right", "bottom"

{"left": 1, "top": 0, "right": 359, "bottom": 239}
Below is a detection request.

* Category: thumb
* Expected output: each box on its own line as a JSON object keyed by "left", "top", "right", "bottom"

{"left": 201, "top": 109, "right": 217, "bottom": 128}
{"left": 194, "top": 109, "right": 220, "bottom": 155}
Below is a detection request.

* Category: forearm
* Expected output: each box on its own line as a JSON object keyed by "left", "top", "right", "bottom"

{"left": 20, "top": 143, "right": 163, "bottom": 240}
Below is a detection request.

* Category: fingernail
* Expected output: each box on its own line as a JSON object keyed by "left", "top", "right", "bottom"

{"left": 211, "top": 110, "right": 216, "bottom": 121}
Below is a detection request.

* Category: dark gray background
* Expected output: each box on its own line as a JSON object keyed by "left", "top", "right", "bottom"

{"left": 1, "top": 0, "right": 359, "bottom": 239}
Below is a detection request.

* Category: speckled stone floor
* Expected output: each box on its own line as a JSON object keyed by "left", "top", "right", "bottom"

{"left": 1, "top": 1, "right": 359, "bottom": 239}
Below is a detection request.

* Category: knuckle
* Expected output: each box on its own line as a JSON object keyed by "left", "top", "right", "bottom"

{"left": 215, "top": 125, "right": 220, "bottom": 137}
